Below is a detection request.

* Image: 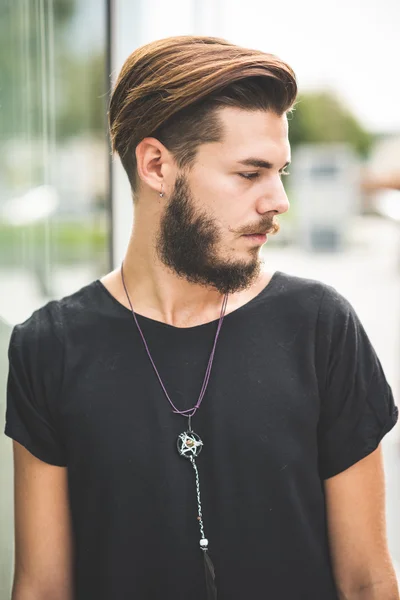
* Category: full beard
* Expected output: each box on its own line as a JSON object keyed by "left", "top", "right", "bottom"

{"left": 155, "top": 175, "right": 266, "bottom": 295}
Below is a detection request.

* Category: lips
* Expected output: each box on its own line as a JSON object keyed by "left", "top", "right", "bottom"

{"left": 243, "top": 233, "right": 268, "bottom": 244}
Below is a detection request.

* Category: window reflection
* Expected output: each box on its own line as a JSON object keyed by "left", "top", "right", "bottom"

{"left": 0, "top": 1, "right": 109, "bottom": 595}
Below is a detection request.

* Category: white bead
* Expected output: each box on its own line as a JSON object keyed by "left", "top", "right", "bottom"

{"left": 200, "top": 538, "right": 209, "bottom": 548}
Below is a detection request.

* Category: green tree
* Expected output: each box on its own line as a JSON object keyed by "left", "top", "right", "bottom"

{"left": 288, "top": 92, "right": 372, "bottom": 157}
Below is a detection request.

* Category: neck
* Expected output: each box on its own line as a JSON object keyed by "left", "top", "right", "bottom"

{"left": 122, "top": 230, "right": 226, "bottom": 328}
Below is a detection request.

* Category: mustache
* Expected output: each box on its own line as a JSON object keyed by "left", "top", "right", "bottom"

{"left": 237, "top": 216, "right": 280, "bottom": 236}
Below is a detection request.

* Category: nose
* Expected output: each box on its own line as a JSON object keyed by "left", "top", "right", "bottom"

{"left": 255, "top": 177, "right": 290, "bottom": 216}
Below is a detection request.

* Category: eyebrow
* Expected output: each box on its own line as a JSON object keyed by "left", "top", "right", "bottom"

{"left": 237, "top": 158, "right": 291, "bottom": 171}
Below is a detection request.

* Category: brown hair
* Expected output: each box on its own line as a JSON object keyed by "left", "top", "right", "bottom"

{"left": 109, "top": 35, "right": 297, "bottom": 195}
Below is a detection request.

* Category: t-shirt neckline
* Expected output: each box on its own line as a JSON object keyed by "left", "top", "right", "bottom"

{"left": 94, "top": 270, "right": 282, "bottom": 332}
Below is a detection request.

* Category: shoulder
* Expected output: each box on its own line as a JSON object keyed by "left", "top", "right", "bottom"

{"left": 10, "top": 280, "right": 101, "bottom": 357}
{"left": 271, "top": 271, "right": 349, "bottom": 317}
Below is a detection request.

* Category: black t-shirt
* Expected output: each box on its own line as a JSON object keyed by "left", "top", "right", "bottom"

{"left": 4, "top": 271, "right": 398, "bottom": 600}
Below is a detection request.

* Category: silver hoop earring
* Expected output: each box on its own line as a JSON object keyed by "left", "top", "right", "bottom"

{"left": 159, "top": 183, "right": 164, "bottom": 198}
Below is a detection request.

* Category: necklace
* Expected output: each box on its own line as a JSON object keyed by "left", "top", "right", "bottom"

{"left": 121, "top": 262, "right": 228, "bottom": 599}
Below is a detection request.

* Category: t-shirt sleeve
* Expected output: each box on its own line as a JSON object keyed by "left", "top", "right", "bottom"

{"left": 4, "top": 308, "right": 67, "bottom": 466}
{"left": 316, "top": 285, "right": 398, "bottom": 480}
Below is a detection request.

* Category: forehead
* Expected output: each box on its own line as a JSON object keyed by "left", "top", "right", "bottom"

{"left": 212, "top": 107, "right": 290, "bottom": 161}
{"left": 220, "top": 106, "right": 288, "bottom": 143}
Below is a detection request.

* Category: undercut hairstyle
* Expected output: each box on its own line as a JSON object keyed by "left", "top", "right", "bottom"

{"left": 109, "top": 35, "right": 297, "bottom": 196}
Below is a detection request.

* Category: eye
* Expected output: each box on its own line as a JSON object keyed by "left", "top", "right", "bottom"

{"left": 238, "top": 172, "right": 260, "bottom": 180}
{"left": 280, "top": 169, "right": 290, "bottom": 177}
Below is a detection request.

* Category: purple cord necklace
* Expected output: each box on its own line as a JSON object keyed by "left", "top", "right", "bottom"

{"left": 121, "top": 261, "right": 228, "bottom": 599}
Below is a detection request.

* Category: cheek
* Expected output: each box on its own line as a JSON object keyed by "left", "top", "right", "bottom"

{"left": 193, "top": 166, "right": 237, "bottom": 200}
{"left": 191, "top": 172, "right": 248, "bottom": 226}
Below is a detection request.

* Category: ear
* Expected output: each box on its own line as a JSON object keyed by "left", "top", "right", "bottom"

{"left": 135, "top": 137, "right": 175, "bottom": 196}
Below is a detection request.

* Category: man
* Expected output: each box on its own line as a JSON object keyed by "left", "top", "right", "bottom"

{"left": 4, "top": 35, "right": 399, "bottom": 600}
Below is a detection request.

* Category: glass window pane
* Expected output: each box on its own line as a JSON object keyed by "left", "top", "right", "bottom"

{"left": 0, "top": 1, "right": 109, "bottom": 594}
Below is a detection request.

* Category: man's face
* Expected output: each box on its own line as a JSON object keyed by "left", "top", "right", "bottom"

{"left": 156, "top": 108, "right": 291, "bottom": 295}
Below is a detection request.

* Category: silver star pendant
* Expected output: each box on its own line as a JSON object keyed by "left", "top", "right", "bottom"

{"left": 177, "top": 431, "right": 203, "bottom": 459}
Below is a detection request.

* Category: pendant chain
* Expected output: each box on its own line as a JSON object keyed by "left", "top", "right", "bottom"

{"left": 190, "top": 456, "right": 206, "bottom": 542}
{"left": 120, "top": 260, "right": 224, "bottom": 589}
{"left": 120, "top": 261, "right": 228, "bottom": 418}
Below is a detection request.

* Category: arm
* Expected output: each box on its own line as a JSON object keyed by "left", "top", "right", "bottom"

{"left": 11, "top": 441, "right": 74, "bottom": 600}
{"left": 324, "top": 444, "right": 399, "bottom": 600}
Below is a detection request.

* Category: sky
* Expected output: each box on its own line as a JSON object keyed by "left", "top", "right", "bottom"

{"left": 72, "top": 0, "right": 400, "bottom": 135}
{"left": 218, "top": 0, "right": 400, "bottom": 134}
